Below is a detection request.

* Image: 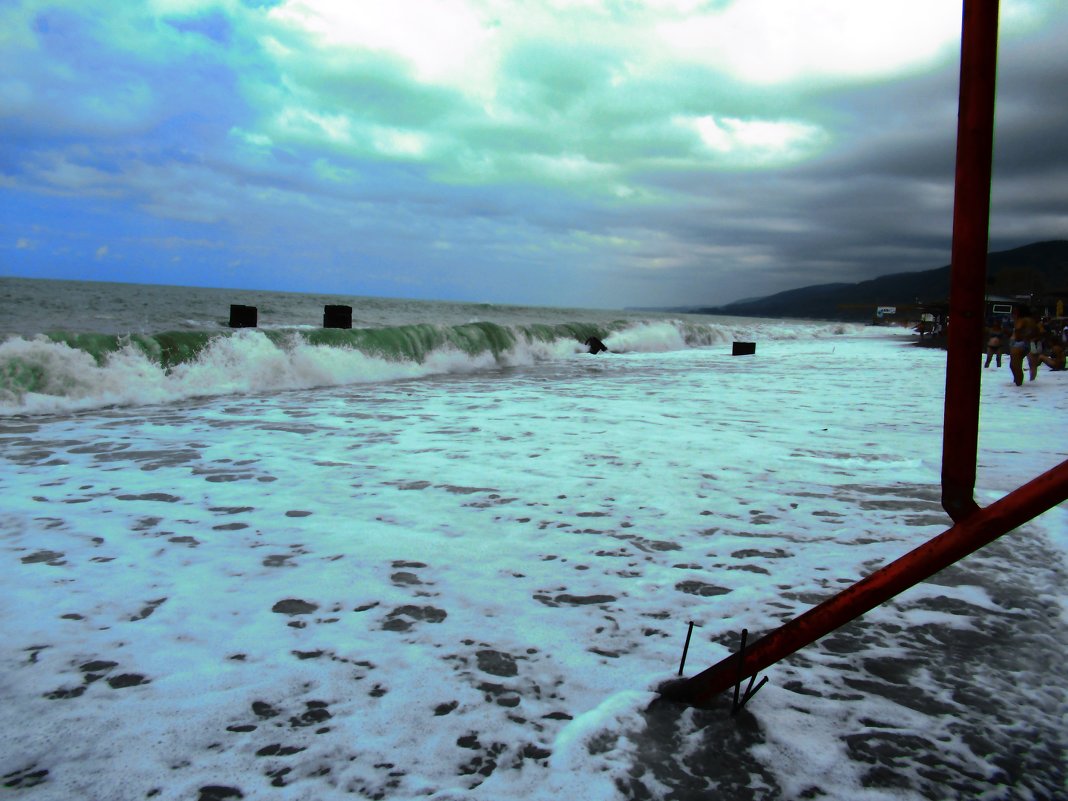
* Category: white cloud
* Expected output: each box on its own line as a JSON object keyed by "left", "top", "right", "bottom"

{"left": 36, "top": 157, "right": 119, "bottom": 194}
{"left": 229, "top": 127, "right": 273, "bottom": 148}
{"left": 370, "top": 126, "right": 430, "bottom": 158}
{"left": 273, "top": 106, "right": 353, "bottom": 144}
{"left": 146, "top": 0, "right": 221, "bottom": 13}
{"left": 516, "top": 152, "right": 616, "bottom": 183}
{"left": 676, "top": 114, "right": 827, "bottom": 166}
{"left": 95, "top": 245, "right": 109, "bottom": 259}
{"left": 267, "top": 0, "right": 496, "bottom": 90}
{"left": 657, "top": 0, "right": 963, "bottom": 85}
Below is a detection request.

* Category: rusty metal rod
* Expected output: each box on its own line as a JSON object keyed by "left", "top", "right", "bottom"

{"left": 663, "top": 457, "right": 1068, "bottom": 707}
{"left": 731, "top": 629, "right": 748, "bottom": 712}
{"left": 678, "top": 621, "right": 696, "bottom": 677}
{"left": 942, "top": 0, "right": 1000, "bottom": 522}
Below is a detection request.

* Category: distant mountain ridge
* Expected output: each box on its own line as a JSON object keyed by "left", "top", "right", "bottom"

{"left": 685, "top": 240, "right": 1068, "bottom": 321}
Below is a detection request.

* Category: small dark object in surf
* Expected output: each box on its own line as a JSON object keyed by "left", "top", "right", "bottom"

{"left": 584, "top": 336, "right": 608, "bottom": 354}
{"left": 323, "top": 304, "right": 352, "bottom": 329}
{"left": 228, "top": 304, "right": 257, "bottom": 328}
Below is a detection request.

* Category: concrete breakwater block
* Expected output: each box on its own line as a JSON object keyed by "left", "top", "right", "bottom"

{"left": 229, "top": 304, "right": 258, "bottom": 328}
{"left": 732, "top": 341, "right": 756, "bottom": 356}
{"left": 323, "top": 304, "right": 353, "bottom": 329}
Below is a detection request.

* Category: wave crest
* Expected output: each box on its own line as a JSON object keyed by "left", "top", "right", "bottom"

{"left": 0, "top": 319, "right": 860, "bottom": 414}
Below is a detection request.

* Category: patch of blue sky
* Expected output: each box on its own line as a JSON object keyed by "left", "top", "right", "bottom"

{"left": 2, "top": 185, "right": 216, "bottom": 278}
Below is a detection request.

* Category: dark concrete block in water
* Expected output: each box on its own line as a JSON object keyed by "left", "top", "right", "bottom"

{"left": 229, "top": 304, "right": 258, "bottom": 328}
{"left": 585, "top": 336, "right": 608, "bottom": 354}
{"left": 323, "top": 304, "right": 352, "bottom": 329}
{"left": 732, "top": 341, "right": 756, "bottom": 356}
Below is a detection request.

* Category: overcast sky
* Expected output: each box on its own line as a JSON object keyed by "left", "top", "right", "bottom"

{"left": 2, "top": 0, "right": 1067, "bottom": 309}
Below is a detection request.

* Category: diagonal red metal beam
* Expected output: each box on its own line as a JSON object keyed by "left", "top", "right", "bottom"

{"left": 942, "top": 0, "right": 1001, "bottom": 523}
{"left": 663, "top": 457, "right": 1068, "bottom": 707}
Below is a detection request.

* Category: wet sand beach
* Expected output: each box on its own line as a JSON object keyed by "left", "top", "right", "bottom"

{"left": 3, "top": 331, "right": 1066, "bottom": 800}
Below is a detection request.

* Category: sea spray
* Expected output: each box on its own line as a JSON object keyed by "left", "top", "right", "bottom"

{"left": 1, "top": 317, "right": 863, "bottom": 415}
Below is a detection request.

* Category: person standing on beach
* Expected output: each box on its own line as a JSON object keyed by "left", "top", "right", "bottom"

{"left": 1009, "top": 305, "right": 1039, "bottom": 386}
{"left": 984, "top": 320, "right": 1003, "bottom": 368}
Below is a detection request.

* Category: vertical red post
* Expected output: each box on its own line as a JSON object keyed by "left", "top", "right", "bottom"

{"left": 942, "top": 0, "right": 1000, "bottom": 522}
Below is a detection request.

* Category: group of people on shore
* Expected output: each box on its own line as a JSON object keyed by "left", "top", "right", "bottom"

{"left": 985, "top": 305, "right": 1067, "bottom": 385}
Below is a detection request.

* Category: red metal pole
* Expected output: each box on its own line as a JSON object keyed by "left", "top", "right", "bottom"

{"left": 665, "top": 457, "right": 1068, "bottom": 707}
{"left": 942, "top": 0, "right": 1000, "bottom": 522}
{"left": 659, "top": 0, "right": 1049, "bottom": 712}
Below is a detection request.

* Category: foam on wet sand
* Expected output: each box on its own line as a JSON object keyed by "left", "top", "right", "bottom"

{"left": 2, "top": 331, "right": 1066, "bottom": 800}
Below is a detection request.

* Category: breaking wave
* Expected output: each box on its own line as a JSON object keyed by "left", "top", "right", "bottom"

{"left": 0, "top": 319, "right": 859, "bottom": 415}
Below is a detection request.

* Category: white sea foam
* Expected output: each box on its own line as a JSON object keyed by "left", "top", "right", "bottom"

{"left": 2, "top": 327, "right": 1065, "bottom": 800}
{"left": 604, "top": 322, "right": 693, "bottom": 352}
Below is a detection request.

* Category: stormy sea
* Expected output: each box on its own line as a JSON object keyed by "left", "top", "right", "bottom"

{"left": 1, "top": 277, "right": 1065, "bottom": 800}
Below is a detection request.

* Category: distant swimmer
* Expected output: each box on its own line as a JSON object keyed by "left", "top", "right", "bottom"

{"left": 584, "top": 336, "right": 608, "bottom": 354}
